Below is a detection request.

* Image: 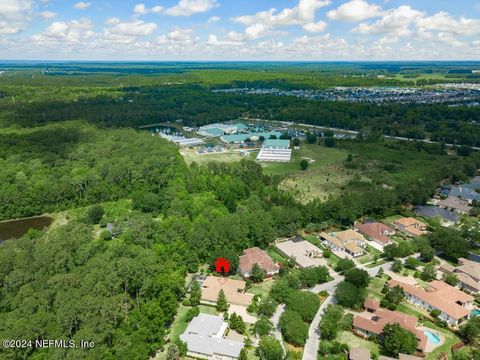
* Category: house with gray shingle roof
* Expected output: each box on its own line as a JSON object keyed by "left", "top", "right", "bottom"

{"left": 180, "top": 313, "right": 244, "bottom": 359}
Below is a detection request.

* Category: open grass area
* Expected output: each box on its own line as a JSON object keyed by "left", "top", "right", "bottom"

{"left": 181, "top": 147, "right": 248, "bottom": 165}
{"left": 357, "top": 244, "right": 383, "bottom": 265}
{"left": 247, "top": 279, "right": 276, "bottom": 298}
{"left": 366, "top": 275, "right": 387, "bottom": 301}
{"left": 267, "top": 248, "right": 288, "bottom": 263}
{"left": 337, "top": 331, "right": 380, "bottom": 357}
{"left": 261, "top": 143, "right": 347, "bottom": 176}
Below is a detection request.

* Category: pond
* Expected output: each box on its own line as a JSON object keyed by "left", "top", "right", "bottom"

{"left": 0, "top": 216, "right": 53, "bottom": 242}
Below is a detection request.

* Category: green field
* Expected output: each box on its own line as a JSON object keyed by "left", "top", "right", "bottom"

{"left": 180, "top": 147, "right": 248, "bottom": 165}
{"left": 275, "top": 144, "right": 354, "bottom": 203}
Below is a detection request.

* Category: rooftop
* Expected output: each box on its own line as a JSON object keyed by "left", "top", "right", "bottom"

{"left": 275, "top": 239, "right": 326, "bottom": 268}
{"left": 180, "top": 314, "right": 243, "bottom": 358}
{"left": 239, "top": 247, "right": 279, "bottom": 275}
{"left": 437, "top": 197, "right": 472, "bottom": 213}
{"left": 201, "top": 276, "right": 253, "bottom": 306}
{"left": 355, "top": 222, "right": 393, "bottom": 245}
{"left": 263, "top": 139, "right": 290, "bottom": 148}
{"left": 414, "top": 206, "right": 459, "bottom": 223}
{"left": 353, "top": 307, "right": 427, "bottom": 352}
{"left": 335, "top": 229, "right": 366, "bottom": 243}
{"left": 388, "top": 279, "right": 473, "bottom": 320}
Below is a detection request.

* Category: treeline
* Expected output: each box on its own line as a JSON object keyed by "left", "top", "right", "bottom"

{"left": 3, "top": 83, "right": 480, "bottom": 146}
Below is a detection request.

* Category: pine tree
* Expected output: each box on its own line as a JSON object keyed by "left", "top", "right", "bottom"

{"left": 217, "top": 289, "right": 229, "bottom": 312}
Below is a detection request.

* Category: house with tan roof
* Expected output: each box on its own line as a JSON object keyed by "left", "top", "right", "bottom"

{"left": 388, "top": 279, "right": 474, "bottom": 326}
{"left": 320, "top": 230, "right": 366, "bottom": 257}
{"left": 354, "top": 222, "right": 395, "bottom": 247}
{"left": 437, "top": 196, "right": 472, "bottom": 214}
{"left": 201, "top": 276, "right": 253, "bottom": 306}
{"left": 353, "top": 299, "right": 428, "bottom": 353}
{"left": 439, "top": 258, "right": 480, "bottom": 294}
{"left": 392, "top": 217, "right": 427, "bottom": 237}
{"left": 275, "top": 238, "right": 327, "bottom": 268}
{"left": 238, "top": 247, "right": 279, "bottom": 278}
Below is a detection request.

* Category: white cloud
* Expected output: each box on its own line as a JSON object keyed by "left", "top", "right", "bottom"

{"left": 303, "top": 21, "right": 327, "bottom": 33}
{"left": 0, "top": 0, "right": 34, "bottom": 34}
{"left": 207, "top": 34, "right": 243, "bottom": 46}
{"left": 353, "top": 5, "right": 423, "bottom": 36}
{"left": 105, "top": 17, "right": 121, "bottom": 25}
{"left": 416, "top": 12, "right": 480, "bottom": 36}
{"left": 327, "top": 0, "right": 382, "bottom": 22}
{"left": 207, "top": 16, "right": 220, "bottom": 23}
{"left": 134, "top": 3, "right": 164, "bottom": 15}
{"left": 234, "top": 0, "right": 331, "bottom": 27}
{"left": 73, "top": 2, "right": 91, "bottom": 10}
{"left": 107, "top": 20, "right": 157, "bottom": 37}
{"left": 165, "top": 0, "right": 218, "bottom": 17}
{"left": 39, "top": 11, "right": 57, "bottom": 20}
{"left": 31, "top": 18, "right": 95, "bottom": 45}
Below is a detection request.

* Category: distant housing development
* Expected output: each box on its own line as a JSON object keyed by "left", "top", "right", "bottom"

{"left": 320, "top": 230, "right": 366, "bottom": 257}
{"left": 388, "top": 280, "right": 474, "bottom": 326}
{"left": 180, "top": 313, "right": 244, "bottom": 360}
{"left": 275, "top": 237, "right": 327, "bottom": 268}
{"left": 238, "top": 247, "right": 280, "bottom": 278}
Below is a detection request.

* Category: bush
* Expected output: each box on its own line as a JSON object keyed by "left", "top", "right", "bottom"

{"left": 185, "top": 307, "right": 200, "bottom": 322}
{"left": 430, "top": 309, "right": 441, "bottom": 318}
{"left": 285, "top": 291, "right": 320, "bottom": 323}
{"left": 100, "top": 229, "right": 112, "bottom": 240}
{"left": 279, "top": 310, "right": 308, "bottom": 346}
{"left": 87, "top": 205, "right": 105, "bottom": 224}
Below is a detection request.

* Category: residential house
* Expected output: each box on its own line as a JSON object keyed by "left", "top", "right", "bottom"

{"left": 414, "top": 206, "right": 459, "bottom": 227}
{"left": 388, "top": 280, "right": 474, "bottom": 326}
{"left": 320, "top": 230, "right": 366, "bottom": 257}
{"left": 275, "top": 238, "right": 327, "bottom": 268}
{"left": 392, "top": 218, "right": 427, "bottom": 237}
{"left": 354, "top": 222, "right": 395, "bottom": 247}
{"left": 437, "top": 196, "right": 472, "bottom": 214}
{"left": 201, "top": 276, "right": 253, "bottom": 306}
{"left": 180, "top": 313, "right": 244, "bottom": 360}
{"left": 439, "top": 258, "right": 480, "bottom": 294}
{"left": 353, "top": 299, "right": 428, "bottom": 353}
{"left": 238, "top": 247, "right": 280, "bottom": 278}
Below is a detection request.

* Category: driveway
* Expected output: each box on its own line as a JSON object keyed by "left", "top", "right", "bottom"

{"left": 271, "top": 304, "right": 286, "bottom": 354}
{"left": 302, "top": 294, "right": 335, "bottom": 360}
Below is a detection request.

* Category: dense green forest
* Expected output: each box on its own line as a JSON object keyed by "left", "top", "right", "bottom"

{"left": 1, "top": 63, "right": 480, "bottom": 359}
{"left": 1, "top": 84, "right": 479, "bottom": 146}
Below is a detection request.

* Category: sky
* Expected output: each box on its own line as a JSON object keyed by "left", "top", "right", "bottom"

{"left": 1, "top": 0, "right": 480, "bottom": 61}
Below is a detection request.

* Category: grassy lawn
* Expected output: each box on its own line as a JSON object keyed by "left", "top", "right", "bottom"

{"left": 247, "top": 279, "right": 275, "bottom": 298}
{"left": 396, "top": 302, "right": 431, "bottom": 319}
{"left": 366, "top": 276, "right": 387, "bottom": 300}
{"left": 382, "top": 215, "right": 404, "bottom": 225}
{"left": 337, "top": 331, "right": 380, "bottom": 357}
{"left": 267, "top": 248, "right": 288, "bottom": 263}
{"left": 247, "top": 349, "right": 260, "bottom": 360}
{"left": 325, "top": 252, "right": 341, "bottom": 270}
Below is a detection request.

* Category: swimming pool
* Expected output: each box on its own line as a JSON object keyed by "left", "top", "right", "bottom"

{"left": 424, "top": 330, "right": 441, "bottom": 345}
{"left": 472, "top": 309, "right": 480, "bottom": 317}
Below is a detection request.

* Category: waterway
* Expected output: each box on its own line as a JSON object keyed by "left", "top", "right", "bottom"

{"left": 0, "top": 216, "right": 53, "bottom": 242}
